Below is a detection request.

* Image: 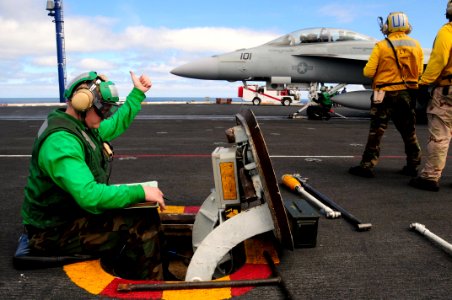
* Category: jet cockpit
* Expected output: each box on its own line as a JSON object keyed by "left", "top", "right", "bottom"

{"left": 265, "top": 28, "right": 377, "bottom": 46}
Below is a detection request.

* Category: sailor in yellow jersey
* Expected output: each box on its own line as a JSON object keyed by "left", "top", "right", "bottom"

{"left": 410, "top": 1, "right": 452, "bottom": 191}
{"left": 349, "top": 12, "right": 423, "bottom": 178}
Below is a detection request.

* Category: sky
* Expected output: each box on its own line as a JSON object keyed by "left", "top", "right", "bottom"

{"left": 0, "top": 0, "right": 449, "bottom": 99}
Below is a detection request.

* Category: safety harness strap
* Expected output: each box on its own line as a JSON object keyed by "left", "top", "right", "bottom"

{"left": 376, "top": 81, "right": 418, "bottom": 88}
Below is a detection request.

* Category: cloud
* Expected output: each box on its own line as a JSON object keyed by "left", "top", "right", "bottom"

{"left": 77, "top": 58, "right": 117, "bottom": 70}
{"left": 0, "top": 0, "right": 46, "bottom": 21}
{"left": 0, "top": 17, "right": 55, "bottom": 57}
{"left": 9, "top": 0, "right": 278, "bottom": 56}
{"left": 121, "top": 26, "right": 277, "bottom": 53}
{"left": 61, "top": 19, "right": 277, "bottom": 54}
{"left": 32, "top": 56, "right": 59, "bottom": 67}
{"left": 0, "top": 0, "right": 280, "bottom": 98}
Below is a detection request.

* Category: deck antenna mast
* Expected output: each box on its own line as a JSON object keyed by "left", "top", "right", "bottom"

{"left": 46, "top": 0, "right": 66, "bottom": 103}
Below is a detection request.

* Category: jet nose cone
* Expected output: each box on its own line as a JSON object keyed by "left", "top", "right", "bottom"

{"left": 171, "top": 57, "right": 219, "bottom": 80}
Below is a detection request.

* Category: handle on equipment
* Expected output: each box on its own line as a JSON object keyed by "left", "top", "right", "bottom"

{"left": 281, "top": 174, "right": 301, "bottom": 191}
{"left": 282, "top": 174, "right": 341, "bottom": 219}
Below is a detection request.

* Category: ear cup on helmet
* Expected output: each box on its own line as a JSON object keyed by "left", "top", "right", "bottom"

{"left": 406, "top": 25, "right": 412, "bottom": 35}
{"left": 71, "top": 89, "right": 94, "bottom": 112}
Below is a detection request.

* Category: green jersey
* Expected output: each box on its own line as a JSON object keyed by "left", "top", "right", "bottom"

{"left": 22, "top": 88, "right": 147, "bottom": 229}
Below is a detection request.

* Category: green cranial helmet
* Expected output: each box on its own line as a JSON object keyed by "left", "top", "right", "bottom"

{"left": 64, "top": 71, "right": 97, "bottom": 100}
{"left": 64, "top": 71, "right": 119, "bottom": 103}
{"left": 64, "top": 71, "right": 119, "bottom": 119}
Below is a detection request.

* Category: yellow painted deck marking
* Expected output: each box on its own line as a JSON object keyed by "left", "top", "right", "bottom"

{"left": 64, "top": 260, "right": 115, "bottom": 294}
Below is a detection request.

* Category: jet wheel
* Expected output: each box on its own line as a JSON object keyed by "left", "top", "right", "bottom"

{"left": 252, "top": 97, "right": 261, "bottom": 105}
{"left": 282, "top": 98, "right": 292, "bottom": 106}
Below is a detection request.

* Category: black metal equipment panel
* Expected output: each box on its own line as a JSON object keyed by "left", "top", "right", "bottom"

{"left": 236, "top": 109, "right": 294, "bottom": 250}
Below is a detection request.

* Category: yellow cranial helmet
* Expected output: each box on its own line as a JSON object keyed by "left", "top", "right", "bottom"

{"left": 382, "top": 12, "right": 412, "bottom": 34}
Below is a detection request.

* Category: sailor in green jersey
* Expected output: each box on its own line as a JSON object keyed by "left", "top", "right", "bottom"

{"left": 20, "top": 70, "right": 167, "bottom": 280}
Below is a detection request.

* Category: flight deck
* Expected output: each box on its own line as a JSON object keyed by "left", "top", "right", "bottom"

{"left": 0, "top": 103, "right": 451, "bottom": 299}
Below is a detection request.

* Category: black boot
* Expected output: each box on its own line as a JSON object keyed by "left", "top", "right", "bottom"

{"left": 349, "top": 166, "right": 375, "bottom": 178}
{"left": 397, "top": 166, "right": 418, "bottom": 177}
{"left": 409, "top": 177, "right": 439, "bottom": 192}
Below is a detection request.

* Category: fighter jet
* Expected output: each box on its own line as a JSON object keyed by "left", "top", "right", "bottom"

{"left": 170, "top": 27, "right": 430, "bottom": 110}
{"left": 171, "top": 27, "right": 376, "bottom": 108}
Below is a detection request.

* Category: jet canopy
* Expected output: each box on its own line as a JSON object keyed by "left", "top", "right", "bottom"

{"left": 266, "top": 27, "right": 377, "bottom": 46}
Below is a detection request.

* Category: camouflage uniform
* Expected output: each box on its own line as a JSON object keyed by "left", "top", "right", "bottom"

{"left": 414, "top": 21, "right": 452, "bottom": 184}
{"left": 360, "top": 90, "right": 421, "bottom": 169}
{"left": 419, "top": 87, "right": 452, "bottom": 181}
{"left": 27, "top": 207, "right": 164, "bottom": 280}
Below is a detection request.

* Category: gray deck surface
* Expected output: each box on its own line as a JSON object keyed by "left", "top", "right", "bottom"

{"left": 0, "top": 103, "right": 451, "bottom": 299}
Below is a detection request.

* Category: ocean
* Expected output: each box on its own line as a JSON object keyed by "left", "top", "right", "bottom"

{"left": 0, "top": 97, "right": 244, "bottom": 104}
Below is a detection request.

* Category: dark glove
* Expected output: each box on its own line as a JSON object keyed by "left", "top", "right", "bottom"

{"left": 415, "top": 85, "right": 430, "bottom": 124}
{"left": 417, "top": 85, "right": 430, "bottom": 108}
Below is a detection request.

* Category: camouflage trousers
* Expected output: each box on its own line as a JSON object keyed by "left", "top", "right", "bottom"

{"left": 420, "top": 86, "right": 452, "bottom": 181}
{"left": 360, "top": 90, "right": 421, "bottom": 169}
{"left": 27, "top": 208, "right": 164, "bottom": 280}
